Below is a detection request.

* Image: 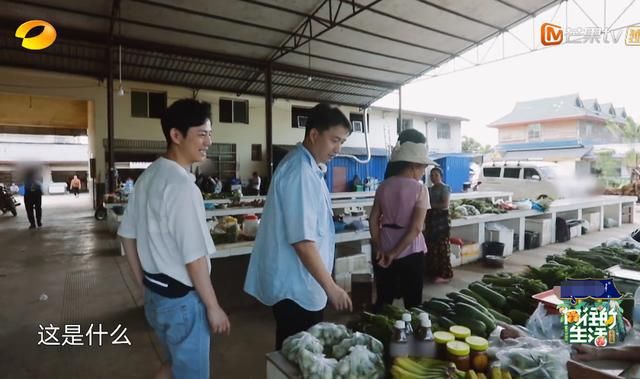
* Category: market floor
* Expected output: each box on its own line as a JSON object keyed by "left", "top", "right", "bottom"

{"left": 0, "top": 195, "right": 637, "bottom": 379}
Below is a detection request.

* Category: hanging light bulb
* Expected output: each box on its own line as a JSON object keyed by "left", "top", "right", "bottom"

{"left": 117, "top": 44, "right": 125, "bottom": 96}
{"left": 306, "top": 40, "right": 312, "bottom": 83}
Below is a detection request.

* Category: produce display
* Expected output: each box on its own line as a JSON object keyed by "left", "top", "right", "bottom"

{"left": 276, "top": 237, "right": 640, "bottom": 379}
{"left": 282, "top": 323, "right": 385, "bottom": 379}
{"left": 202, "top": 192, "right": 228, "bottom": 200}
{"left": 390, "top": 357, "right": 465, "bottom": 379}
{"left": 451, "top": 200, "right": 506, "bottom": 219}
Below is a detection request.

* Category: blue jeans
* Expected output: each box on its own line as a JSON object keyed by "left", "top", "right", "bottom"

{"left": 144, "top": 290, "right": 211, "bottom": 379}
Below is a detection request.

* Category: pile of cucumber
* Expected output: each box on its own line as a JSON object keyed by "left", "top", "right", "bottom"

{"left": 423, "top": 275, "right": 548, "bottom": 334}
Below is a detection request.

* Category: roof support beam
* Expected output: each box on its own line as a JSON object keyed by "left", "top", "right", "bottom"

{"left": 271, "top": 0, "right": 384, "bottom": 61}
{"left": 237, "top": 0, "right": 455, "bottom": 56}
{"left": 265, "top": 64, "right": 274, "bottom": 176}
{"left": 129, "top": 0, "right": 431, "bottom": 67}
{"left": 106, "top": 0, "right": 120, "bottom": 193}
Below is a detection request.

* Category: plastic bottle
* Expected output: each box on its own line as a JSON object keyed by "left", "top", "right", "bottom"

{"left": 402, "top": 313, "right": 414, "bottom": 336}
{"left": 633, "top": 286, "right": 640, "bottom": 334}
{"left": 389, "top": 320, "right": 409, "bottom": 358}
{"left": 414, "top": 317, "right": 436, "bottom": 358}
{"left": 402, "top": 313, "right": 415, "bottom": 353}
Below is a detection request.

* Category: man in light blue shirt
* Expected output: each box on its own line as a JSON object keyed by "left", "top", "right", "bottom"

{"left": 244, "top": 103, "right": 353, "bottom": 349}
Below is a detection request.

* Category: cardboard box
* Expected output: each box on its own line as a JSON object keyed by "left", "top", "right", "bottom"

{"left": 461, "top": 243, "right": 481, "bottom": 264}
{"left": 582, "top": 212, "right": 601, "bottom": 233}
{"left": 525, "top": 218, "right": 552, "bottom": 246}
{"left": 570, "top": 224, "right": 582, "bottom": 238}
{"left": 449, "top": 243, "right": 462, "bottom": 267}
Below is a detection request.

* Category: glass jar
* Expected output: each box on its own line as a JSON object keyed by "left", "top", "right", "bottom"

{"left": 446, "top": 340, "right": 471, "bottom": 371}
{"left": 465, "top": 336, "right": 489, "bottom": 373}
{"left": 389, "top": 320, "right": 409, "bottom": 359}
{"left": 434, "top": 331, "right": 455, "bottom": 360}
{"left": 449, "top": 325, "right": 471, "bottom": 341}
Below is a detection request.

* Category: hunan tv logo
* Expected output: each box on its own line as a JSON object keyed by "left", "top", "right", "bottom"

{"left": 15, "top": 20, "right": 57, "bottom": 50}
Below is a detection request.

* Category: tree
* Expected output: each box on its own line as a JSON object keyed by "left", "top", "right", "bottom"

{"left": 593, "top": 149, "right": 619, "bottom": 177}
{"left": 606, "top": 117, "right": 640, "bottom": 143}
{"left": 462, "top": 136, "right": 492, "bottom": 154}
{"left": 623, "top": 149, "right": 638, "bottom": 170}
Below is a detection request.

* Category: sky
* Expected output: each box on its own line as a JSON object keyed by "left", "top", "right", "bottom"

{"left": 373, "top": 0, "right": 640, "bottom": 146}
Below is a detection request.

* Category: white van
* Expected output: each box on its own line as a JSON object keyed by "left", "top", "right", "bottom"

{"left": 478, "top": 161, "right": 593, "bottom": 200}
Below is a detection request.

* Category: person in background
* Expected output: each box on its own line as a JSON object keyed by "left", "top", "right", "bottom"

{"left": 118, "top": 99, "right": 230, "bottom": 379}
{"left": 9, "top": 182, "right": 19, "bottom": 195}
{"left": 24, "top": 168, "right": 43, "bottom": 229}
{"left": 70, "top": 175, "right": 82, "bottom": 197}
{"left": 213, "top": 176, "right": 223, "bottom": 194}
{"left": 244, "top": 103, "right": 353, "bottom": 350}
{"left": 248, "top": 172, "right": 261, "bottom": 196}
{"left": 124, "top": 177, "right": 134, "bottom": 194}
{"left": 352, "top": 174, "right": 362, "bottom": 192}
{"left": 425, "top": 166, "right": 453, "bottom": 283}
{"left": 369, "top": 142, "right": 433, "bottom": 311}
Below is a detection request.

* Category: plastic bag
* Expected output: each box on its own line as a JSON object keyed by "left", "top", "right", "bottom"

{"left": 486, "top": 222, "right": 512, "bottom": 231}
{"left": 282, "top": 331, "right": 324, "bottom": 363}
{"left": 331, "top": 332, "right": 384, "bottom": 359}
{"left": 525, "top": 303, "right": 564, "bottom": 340}
{"left": 334, "top": 345, "right": 385, "bottom": 379}
{"left": 298, "top": 349, "right": 338, "bottom": 379}
{"left": 488, "top": 336, "right": 570, "bottom": 379}
{"left": 308, "top": 322, "right": 350, "bottom": 348}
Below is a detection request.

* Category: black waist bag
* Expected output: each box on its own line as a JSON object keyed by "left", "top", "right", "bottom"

{"left": 143, "top": 271, "right": 194, "bottom": 298}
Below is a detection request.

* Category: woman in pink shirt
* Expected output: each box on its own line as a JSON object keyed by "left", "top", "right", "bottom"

{"left": 369, "top": 142, "right": 434, "bottom": 310}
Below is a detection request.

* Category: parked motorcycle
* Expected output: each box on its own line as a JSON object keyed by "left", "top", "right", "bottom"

{"left": 0, "top": 186, "right": 20, "bottom": 216}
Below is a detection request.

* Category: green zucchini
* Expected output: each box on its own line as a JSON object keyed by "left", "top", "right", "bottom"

{"left": 461, "top": 288, "right": 493, "bottom": 309}
{"left": 438, "top": 316, "right": 455, "bottom": 330}
{"left": 423, "top": 300, "right": 452, "bottom": 316}
{"left": 446, "top": 292, "right": 479, "bottom": 306}
{"left": 450, "top": 314, "right": 487, "bottom": 337}
{"left": 469, "top": 281, "right": 507, "bottom": 309}
{"left": 488, "top": 309, "right": 513, "bottom": 324}
{"left": 453, "top": 302, "right": 496, "bottom": 332}
{"left": 508, "top": 309, "right": 530, "bottom": 326}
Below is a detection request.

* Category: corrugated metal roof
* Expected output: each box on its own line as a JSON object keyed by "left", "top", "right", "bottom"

{"left": 1, "top": 0, "right": 562, "bottom": 107}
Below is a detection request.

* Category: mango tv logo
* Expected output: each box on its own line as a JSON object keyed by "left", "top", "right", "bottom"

{"left": 541, "top": 23, "right": 563, "bottom": 46}
{"left": 15, "top": 20, "right": 57, "bottom": 50}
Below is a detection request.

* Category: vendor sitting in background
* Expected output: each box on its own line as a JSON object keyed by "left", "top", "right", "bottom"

{"left": 352, "top": 174, "right": 362, "bottom": 191}
{"left": 567, "top": 344, "right": 640, "bottom": 378}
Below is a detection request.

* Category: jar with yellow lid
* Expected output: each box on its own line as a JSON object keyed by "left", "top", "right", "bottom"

{"left": 434, "top": 331, "right": 455, "bottom": 360}
{"left": 465, "top": 336, "right": 489, "bottom": 373}
{"left": 449, "top": 325, "right": 471, "bottom": 341}
{"left": 446, "top": 340, "right": 471, "bottom": 371}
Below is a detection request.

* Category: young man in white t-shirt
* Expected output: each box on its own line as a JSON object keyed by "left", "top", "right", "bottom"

{"left": 118, "top": 99, "right": 230, "bottom": 379}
